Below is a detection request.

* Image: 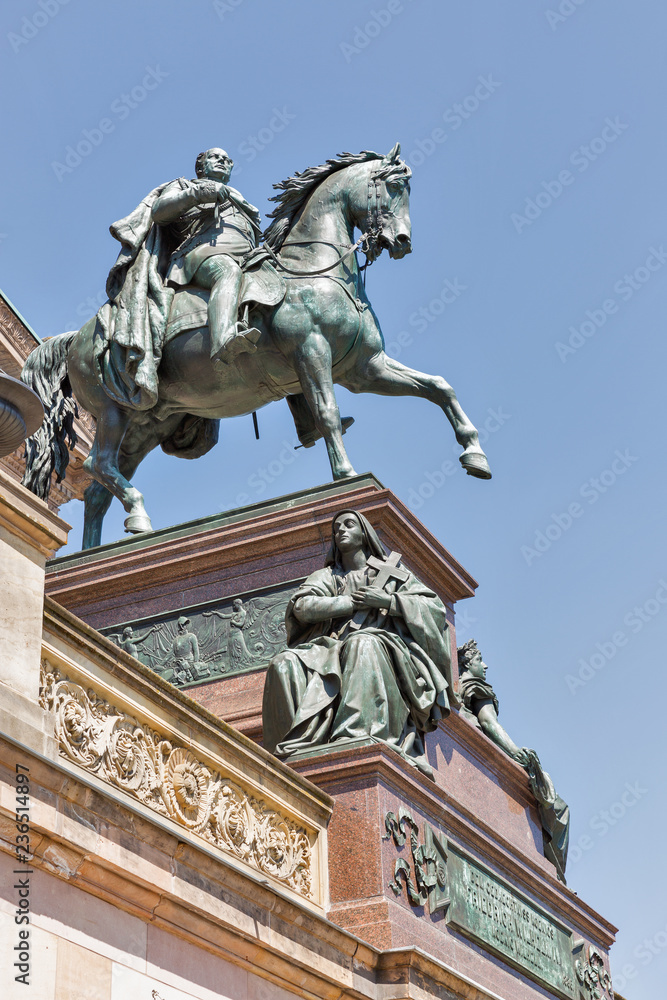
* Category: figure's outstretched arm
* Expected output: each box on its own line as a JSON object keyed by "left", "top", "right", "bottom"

{"left": 477, "top": 701, "right": 529, "bottom": 762}
{"left": 293, "top": 595, "right": 355, "bottom": 623}
{"left": 133, "top": 624, "right": 159, "bottom": 644}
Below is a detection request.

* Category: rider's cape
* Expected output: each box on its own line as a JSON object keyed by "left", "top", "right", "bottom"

{"left": 93, "top": 182, "right": 284, "bottom": 413}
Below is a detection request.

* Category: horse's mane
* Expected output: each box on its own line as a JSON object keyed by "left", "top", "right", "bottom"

{"left": 263, "top": 149, "right": 407, "bottom": 250}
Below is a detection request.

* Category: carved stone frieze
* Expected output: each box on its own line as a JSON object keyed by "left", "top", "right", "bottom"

{"left": 39, "top": 660, "right": 313, "bottom": 897}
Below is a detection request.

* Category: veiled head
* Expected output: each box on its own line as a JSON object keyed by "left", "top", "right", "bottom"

{"left": 326, "top": 509, "right": 387, "bottom": 569}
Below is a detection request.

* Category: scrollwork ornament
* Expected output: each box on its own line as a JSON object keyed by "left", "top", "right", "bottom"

{"left": 39, "top": 659, "right": 314, "bottom": 897}
{"left": 213, "top": 782, "right": 253, "bottom": 857}
{"left": 106, "top": 726, "right": 146, "bottom": 792}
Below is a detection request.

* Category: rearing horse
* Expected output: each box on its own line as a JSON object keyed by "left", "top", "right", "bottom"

{"left": 22, "top": 145, "right": 491, "bottom": 549}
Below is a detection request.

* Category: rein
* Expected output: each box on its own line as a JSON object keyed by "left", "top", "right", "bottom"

{"left": 259, "top": 232, "right": 371, "bottom": 277}
{"left": 259, "top": 166, "right": 386, "bottom": 279}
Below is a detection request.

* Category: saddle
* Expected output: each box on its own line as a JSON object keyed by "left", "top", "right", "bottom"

{"left": 165, "top": 254, "right": 286, "bottom": 346}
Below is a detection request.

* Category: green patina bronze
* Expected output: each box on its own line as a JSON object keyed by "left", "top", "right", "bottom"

{"left": 457, "top": 639, "right": 570, "bottom": 882}
{"left": 21, "top": 145, "right": 491, "bottom": 549}
{"left": 383, "top": 807, "right": 449, "bottom": 913}
{"left": 102, "top": 583, "right": 293, "bottom": 686}
{"left": 262, "top": 510, "right": 452, "bottom": 776}
{"left": 446, "top": 846, "right": 577, "bottom": 999}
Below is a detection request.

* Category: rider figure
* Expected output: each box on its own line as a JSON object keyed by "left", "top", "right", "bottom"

{"left": 151, "top": 148, "right": 262, "bottom": 366}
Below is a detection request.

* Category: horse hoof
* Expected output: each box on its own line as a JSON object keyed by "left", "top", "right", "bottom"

{"left": 460, "top": 452, "right": 492, "bottom": 480}
{"left": 124, "top": 513, "right": 153, "bottom": 534}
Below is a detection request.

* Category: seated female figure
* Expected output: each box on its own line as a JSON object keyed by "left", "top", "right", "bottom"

{"left": 262, "top": 510, "right": 452, "bottom": 775}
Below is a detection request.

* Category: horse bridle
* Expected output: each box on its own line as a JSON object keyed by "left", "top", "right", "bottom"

{"left": 259, "top": 165, "right": 399, "bottom": 278}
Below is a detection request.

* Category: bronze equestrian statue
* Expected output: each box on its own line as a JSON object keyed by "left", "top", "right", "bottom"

{"left": 21, "top": 144, "right": 491, "bottom": 549}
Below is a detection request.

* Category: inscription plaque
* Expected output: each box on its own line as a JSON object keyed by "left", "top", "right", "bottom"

{"left": 447, "top": 847, "right": 576, "bottom": 999}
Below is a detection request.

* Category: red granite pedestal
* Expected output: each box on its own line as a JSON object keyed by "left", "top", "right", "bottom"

{"left": 45, "top": 475, "right": 618, "bottom": 999}
{"left": 290, "top": 726, "right": 616, "bottom": 1000}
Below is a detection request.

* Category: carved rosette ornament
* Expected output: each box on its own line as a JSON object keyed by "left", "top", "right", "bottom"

{"left": 40, "top": 661, "right": 313, "bottom": 898}
{"left": 574, "top": 943, "right": 614, "bottom": 999}
{"left": 164, "top": 748, "right": 212, "bottom": 828}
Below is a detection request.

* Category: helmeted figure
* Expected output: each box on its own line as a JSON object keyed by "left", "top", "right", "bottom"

{"left": 457, "top": 639, "right": 570, "bottom": 881}
{"left": 169, "top": 615, "right": 209, "bottom": 684}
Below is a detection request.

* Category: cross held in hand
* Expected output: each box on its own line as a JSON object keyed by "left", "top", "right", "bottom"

{"left": 347, "top": 551, "right": 409, "bottom": 632}
{"left": 367, "top": 551, "right": 410, "bottom": 590}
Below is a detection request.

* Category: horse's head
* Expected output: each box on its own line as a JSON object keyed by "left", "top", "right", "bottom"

{"left": 264, "top": 145, "right": 412, "bottom": 264}
{"left": 358, "top": 143, "right": 412, "bottom": 264}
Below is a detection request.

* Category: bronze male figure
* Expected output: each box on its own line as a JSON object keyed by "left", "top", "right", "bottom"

{"left": 152, "top": 147, "right": 263, "bottom": 365}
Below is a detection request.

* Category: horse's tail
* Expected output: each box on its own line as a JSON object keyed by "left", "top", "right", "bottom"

{"left": 21, "top": 332, "right": 78, "bottom": 500}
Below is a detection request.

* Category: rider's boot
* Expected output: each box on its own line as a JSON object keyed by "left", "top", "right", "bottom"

{"left": 212, "top": 320, "right": 262, "bottom": 367}
{"left": 206, "top": 267, "right": 261, "bottom": 366}
{"left": 286, "top": 392, "right": 355, "bottom": 448}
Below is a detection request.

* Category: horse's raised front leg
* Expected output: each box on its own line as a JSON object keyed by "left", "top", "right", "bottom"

{"left": 292, "top": 335, "right": 357, "bottom": 480}
{"left": 82, "top": 402, "right": 154, "bottom": 536}
{"left": 343, "top": 351, "right": 492, "bottom": 479}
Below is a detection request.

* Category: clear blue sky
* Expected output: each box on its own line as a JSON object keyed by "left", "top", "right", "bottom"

{"left": 2, "top": 1, "right": 665, "bottom": 995}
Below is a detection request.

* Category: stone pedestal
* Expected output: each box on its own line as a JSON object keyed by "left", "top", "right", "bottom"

{"left": 41, "top": 476, "right": 618, "bottom": 999}
{"left": 0, "top": 468, "right": 68, "bottom": 754}
{"left": 45, "top": 474, "right": 477, "bottom": 740}
{"left": 289, "top": 729, "right": 616, "bottom": 1000}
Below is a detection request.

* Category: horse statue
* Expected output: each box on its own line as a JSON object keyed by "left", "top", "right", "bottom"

{"left": 21, "top": 144, "right": 491, "bottom": 549}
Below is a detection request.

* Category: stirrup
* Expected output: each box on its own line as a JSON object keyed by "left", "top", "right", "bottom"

{"left": 295, "top": 416, "right": 355, "bottom": 449}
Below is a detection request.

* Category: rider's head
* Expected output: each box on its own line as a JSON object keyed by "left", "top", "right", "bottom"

{"left": 196, "top": 148, "right": 233, "bottom": 183}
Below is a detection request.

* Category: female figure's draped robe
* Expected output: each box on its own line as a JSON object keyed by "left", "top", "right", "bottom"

{"left": 262, "top": 560, "right": 452, "bottom": 775}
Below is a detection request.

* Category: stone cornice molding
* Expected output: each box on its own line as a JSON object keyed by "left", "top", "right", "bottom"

{"left": 0, "top": 467, "right": 69, "bottom": 557}
{"left": 42, "top": 596, "right": 332, "bottom": 821}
